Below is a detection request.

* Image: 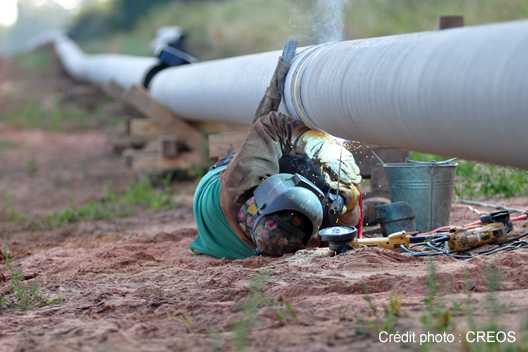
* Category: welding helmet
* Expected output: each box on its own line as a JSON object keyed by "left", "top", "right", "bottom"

{"left": 237, "top": 173, "right": 324, "bottom": 256}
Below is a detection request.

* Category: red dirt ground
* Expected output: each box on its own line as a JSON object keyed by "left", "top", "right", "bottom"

{"left": 1, "top": 55, "right": 528, "bottom": 352}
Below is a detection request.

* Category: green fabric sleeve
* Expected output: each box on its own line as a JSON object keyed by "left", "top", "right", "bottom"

{"left": 190, "top": 165, "right": 256, "bottom": 260}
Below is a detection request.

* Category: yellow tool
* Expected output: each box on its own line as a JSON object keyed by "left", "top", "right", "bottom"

{"left": 320, "top": 218, "right": 510, "bottom": 256}
{"left": 319, "top": 227, "right": 431, "bottom": 253}
{"left": 447, "top": 222, "right": 507, "bottom": 252}
{"left": 349, "top": 231, "right": 410, "bottom": 249}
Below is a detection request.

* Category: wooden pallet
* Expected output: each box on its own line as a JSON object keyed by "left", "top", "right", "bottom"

{"left": 102, "top": 81, "right": 248, "bottom": 173}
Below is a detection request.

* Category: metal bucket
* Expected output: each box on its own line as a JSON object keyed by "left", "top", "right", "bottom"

{"left": 383, "top": 160, "right": 458, "bottom": 232}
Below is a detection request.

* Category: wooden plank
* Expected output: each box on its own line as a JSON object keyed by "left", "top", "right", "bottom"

{"left": 130, "top": 119, "right": 166, "bottom": 138}
{"left": 208, "top": 132, "right": 247, "bottom": 161}
{"left": 122, "top": 149, "right": 155, "bottom": 168}
{"left": 121, "top": 85, "right": 205, "bottom": 153}
{"left": 158, "top": 135, "right": 179, "bottom": 157}
{"left": 436, "top": 15, "right": 464, "bottom": 30}
{"left": 105, "top": 123, "right": 149, "bottom": 153}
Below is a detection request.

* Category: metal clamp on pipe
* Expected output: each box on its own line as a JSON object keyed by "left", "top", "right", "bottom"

{"left": 143, "top": 44, "right": 198, "bottom": 88}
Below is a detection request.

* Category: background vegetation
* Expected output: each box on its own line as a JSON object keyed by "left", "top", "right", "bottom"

{"left": 67, "top": 0, "right": 528, "bottom": 59}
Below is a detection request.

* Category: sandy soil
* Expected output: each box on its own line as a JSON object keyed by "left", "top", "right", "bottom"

{"left": 1, "top": 55, "right": 528, "bottom": 352}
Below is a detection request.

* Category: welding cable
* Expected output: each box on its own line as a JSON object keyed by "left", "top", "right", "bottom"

{"left": 402, "top": 235, "right": 474, "bottom": 259}
{"left": 414, "top": 213, "right": 528, "bottom": 237}
{"left": 477, "top": 240, "right": 528, "bottom": 256}
{"left": 476, "top": 231, "right": 528, "bottom": 251}
{"left": 403, "top": 231, "right": 528, "bottom": 259}
{"left": 400, "top": 243, "right": 444, "bottom": 257}
{"left": 429, "top": 241, "right": 475, "bottom": 260}
{"left": 415, "top": 222, "right": 480, "bottom": 236}
{"left": 400, "top": 235, "right": 449, "bottom": 257}
{"left": 455, "top": 200, "right": 528, "bottom": 215}
{"left": 405, "top": 241, "right": 474, "bottom": 259}
{"left": 467, "top": 213, "right": 527, "bottom": 228}
{"left": 409, "top": 234, "right": 450, "bottom": 247}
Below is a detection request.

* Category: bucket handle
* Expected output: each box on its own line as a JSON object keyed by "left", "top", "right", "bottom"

{"left": 371, "top": 150, "right": 387, "bottom": 167}
{"left": 404, "top": 157, "right": 457, "bottom": 165}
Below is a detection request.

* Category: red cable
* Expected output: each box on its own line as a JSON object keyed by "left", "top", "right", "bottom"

{"left": 511, "top": 214, "right": 528, "bottom": 222}
{"left": 357, "top": 193, "right": 363, "bottom": 239}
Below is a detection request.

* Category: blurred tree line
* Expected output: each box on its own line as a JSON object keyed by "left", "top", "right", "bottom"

{"left": 69, "top": 0, "right": 210, "bottom": 41}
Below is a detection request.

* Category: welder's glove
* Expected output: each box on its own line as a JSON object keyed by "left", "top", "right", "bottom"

{"left": 299, "top": 130, "right": 362, "bottom": 213}
{"left": 301, "top": 130, "right": 361, "bottom": 185}
{"left": 326, "top": 178, "right": 361, "bottom": 216}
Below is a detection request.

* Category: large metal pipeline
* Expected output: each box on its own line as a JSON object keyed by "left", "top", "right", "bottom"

{"left": 49, "top": 21, "right": 528, "bottom": 169}
{"left": 149, "top": 20, "right": 528, "bottom": 170}
{"left": 51, "top": 33, "right": 158, "bottom": 88}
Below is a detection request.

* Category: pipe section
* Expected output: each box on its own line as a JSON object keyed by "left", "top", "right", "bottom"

{"left": 149, "top": 50, "right": 284, "bottom": 124}
{"left": 281, "top": 20, "right": 528, "bottom": 170}
{"left": 52, "top": 34, "right": 158, "bottom": 88}
{"left": 149, "top": 20, "right": 528, "bottom": 170}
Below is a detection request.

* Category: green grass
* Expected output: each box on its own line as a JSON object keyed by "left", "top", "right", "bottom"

{"left": 0, "top": 196, "right": 33, "bottom": 223}
{"left": 0, "top": 97, "right": 119, "bottom": 132}
{"left": 410, "top": 151, "right": 528, "bottom": 200}
{"left": 0, "top": 138, "right": 17, "bottom": 150}
{"left": 0, "top": 175, "right": 179, "bottom": 232}
{"left": 232, "top": 272, "right": 298, "bottom": 350}
{"left": 455, "top": 162, "right": 528, "bottom": 200}
{"left": 50, "top": 175, "right": 178, "bottom": 227}
{"left": 357, "top": 260, "right": 528, "bottom": 352}
{"left": 1, "top": 238, "right": 64, "bottom": 310}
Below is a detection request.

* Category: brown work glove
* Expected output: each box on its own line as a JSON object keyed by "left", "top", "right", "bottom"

{"left": 252, "top": 39, "right": 298, "bottom": 124}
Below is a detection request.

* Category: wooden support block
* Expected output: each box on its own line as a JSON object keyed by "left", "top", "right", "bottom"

{"left": 130, "top": 119, "right": 166, "bottom": 139}
{"left": 208, "top": 132, "right": 247, "bottom": 161}
{"left": 101, "top": 80, "right": 125, "bottom": 100}
{"left": 436, "top": 16, "right": 464, "bottom": 30}
{"left": 159, "top": 135, "right": 180, "bottom": 157}
{"left": 106, "top": 123, "right": 150, "bottom": 153}
{"left": 121, "top": 85, "right": 205, "bottom": 153}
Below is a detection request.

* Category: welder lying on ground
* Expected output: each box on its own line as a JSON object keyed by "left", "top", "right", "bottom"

{"left": 190, "top": 39, "right": 384, "bottom": 259}
{"left": 190, "top": 111, "right": 382, "bottom": 260}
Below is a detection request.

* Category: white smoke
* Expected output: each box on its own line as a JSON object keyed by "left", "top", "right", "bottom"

{"left": 311, "top": 0, "right": 347, "bottom": 44}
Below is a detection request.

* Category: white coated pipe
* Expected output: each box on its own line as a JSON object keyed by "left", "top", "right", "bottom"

{"left": 52, "top": 34, "right": 158, "bottom": 88}
{"left": 149, "top": 49, "right": 284, "bottom": 124}
{"left": 149, "top": 20, "right": 528, "bottom": 170}
{"left": 281, "top": 21, "right": 528, "bottom": 170}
